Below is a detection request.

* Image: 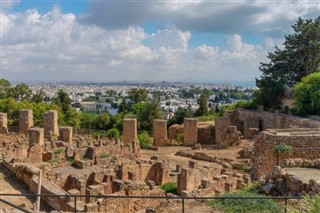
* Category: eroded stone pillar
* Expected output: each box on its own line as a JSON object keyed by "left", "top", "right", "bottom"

{"left": 177, "top": 167, "right": 200, "bottom": 195}
{"left": 59, "top": 126, "right": 73, "bottom": 144}
{"left": 0, "top": 113, "right": 8, "bottom": 135}
{"left": 215, "top": 117, "right": 231, "bottom": 146}
{"left": 183, "top": 118, "right": 198, "bottom": 146}
{"left": 27, "top": 128, "right": 44, "bottom": 164}
{"left": 19, "top": 109, "right": 34, "bottom": 134}
{"left": 28, "top": 128, "right": 44, "bottom": 147}
{"left": 43, "top": 110, "right": 59, "bottom": 137}
{"left": 122, "top": 118, "right": 137, "bottom": 145}
{"left": 153, "top": 119, "right": 167, "bottom": 147}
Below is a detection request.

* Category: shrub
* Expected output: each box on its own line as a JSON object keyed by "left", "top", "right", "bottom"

{"left": 210, "top": 185, "right": 282, "bottom": 213}
{"left": 176, "top": 133, "right": 184, "bottom": 144}
{"left": 54, "top": 148, "right": 63, "bottom": 155}
{"left": 289, "top": 194, "right": 320, "bottom": 213}
{"left": 48, "top": 158, "right": 58, "bottom": 164}
{"left": 160, "top": 182, "right": 178, "bottom": 195}
{"left": 106, "top": 128, "right": 120, "bottom": 139}
{"left": 100, "top": 153, "right": 111, "bottom": 158}
{"left": 273, "top": 143, "right": 293, "bottom": 156}
{"left": 138, "top": 131, "right": 152, "bottom": 149}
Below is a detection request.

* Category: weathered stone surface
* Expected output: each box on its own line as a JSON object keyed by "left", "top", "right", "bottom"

{"left": 184, "top": 118, "right": 198, "bottom": 146}
{"left": 19, "top": 109, "right": 34, "bottom": 134}
{"left": 0, "top": 113, "right": 8, "bottom": 134}
{"left": 44, "top": 110, "right": 59, "bottom": 137}
{"left": 59, "top": 126, "right": 73, "bottom": 144}
{"left": 153, "top": 119, "right": 167, "bottom": 147}
{"left": 28, "top": 128, "right": 44, "bottom": 147}
{"left": 123, "top": 119, "right": 137, "bottom": 145}
{"left": 168, "top": 124, "right": 183, "bottom": 140}
{"left": 215, "top": 117, "right": 231, "bottom": 147}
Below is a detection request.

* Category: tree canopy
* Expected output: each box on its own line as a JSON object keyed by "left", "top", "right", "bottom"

{"left": 293, "top": 71, "right": 320, "bottom": 116}
{"left": 256, "top": 16, "right": 320, "bottom": 110}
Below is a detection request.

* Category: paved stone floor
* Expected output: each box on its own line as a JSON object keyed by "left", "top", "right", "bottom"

{"left": 286, "top": 167, "right": 320, "bottom": 183}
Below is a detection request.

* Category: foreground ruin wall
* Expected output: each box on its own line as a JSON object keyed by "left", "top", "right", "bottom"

{"left": 261, "top": 166, "right": 320, "bottom": 196}
{"left": 225, "top": 109, "right": 320, "bottom": 139}
{"left": 253, "top": 129, "right": 320, "bottom": 180}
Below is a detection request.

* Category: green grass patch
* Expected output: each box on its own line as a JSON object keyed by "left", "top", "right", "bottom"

{"left": 160, "top": 182, "right": 178, "bottom": 195}
{"left": 197, "top": 114, "right": 218, "bottom": 121}
{"left": 54, "top": 148, "right": 63, "bottom": 155}
{"left": 210, "top": 185, "right": 282, "bottom": 213}
{"left": 48, "top": 158, "right": 58, "bottom": 164}
{"left": 100, "top": 153, "right": 111, "bottom": 158}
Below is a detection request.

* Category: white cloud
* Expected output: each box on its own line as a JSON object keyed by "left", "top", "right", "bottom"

{"left": 1, "top": 8, "right": 276, "bottom": 82}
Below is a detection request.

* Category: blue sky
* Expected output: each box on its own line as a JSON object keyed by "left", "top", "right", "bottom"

{"left": 1, "top": 0, "right": 320, "bottom": 82}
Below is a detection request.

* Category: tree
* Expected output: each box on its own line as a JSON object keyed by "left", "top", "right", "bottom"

{"left": 0, "top": 79, "right": 11, "bottom": 98}
{"left": 54, "top": 89, "right": 71, "bottom": 114}
{"left": 128, "top": 88, "right": 148, "bottom": 103}
{"left": 31, "top": 89, "right": 46, "bottom": 103}
{"left": 195, "top": 93, "right": 208, "bottom": 116}
{"left": 256, "top": 16, "right": 320, "bottom": 110}
{"left": 293, "top": 71, "right": 320, "bottom": 116}
{"left": 118, "top": 98, "right": 129, "bottom": 114}
{"left": 6, "top": 83, "right": 32, "bottom": 101}
{"left": 167, "top": 106, "right": 193, "bottom": 127}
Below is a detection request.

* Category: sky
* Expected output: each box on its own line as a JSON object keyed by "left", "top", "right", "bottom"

{"left": 1, "top": 0, "right": 320, "bottom": 83}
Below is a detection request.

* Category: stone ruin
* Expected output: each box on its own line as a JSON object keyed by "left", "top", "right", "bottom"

{"left": 0, "top": 113, "right": 8, "bottom": 135}
{"left": 0, "top": 109, "right": 253, "bottom": 212}
{"left": 43, "top": 110, "right": 59, "bottom": 137}
{"left": 19, "top": 109, "right": 34, "bottom": 134}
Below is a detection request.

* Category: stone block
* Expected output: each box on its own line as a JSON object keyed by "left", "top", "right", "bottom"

{"left": 184, "top": 118, "right": 198, "bottom": 146}
{"left": 122, "top": 119, "right": 137, "bottom": 145}
{"left": 0, "top": 113, "right": 8, "bottom": 135}
{"left": 153, "top": 119, "right": 167, "bottom": 147}
{"left": 19, "top": 109, "right": 34, "bottom": 134}
{"left": 59, "top": 126, "right": 73, "bottom": 144}
{"left": 44, "top": 110, "right": 59, "bottom": 137}
{"left": 215, "top": 117, "right": 231, "bottom": 146}
{"left": 28, "top": 128, "right": 44, "bottom": 147}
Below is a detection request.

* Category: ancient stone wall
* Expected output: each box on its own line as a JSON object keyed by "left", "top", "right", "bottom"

{"left": 19, "top": 109, "right": 34, "bottom": 134}
{"left": 153, "top": 119, "right": 167, "bottom": 147}
{"left": 168, "top": 124, "right": 183, "bottom": 140}
{"left": 197, "top": 123, "right": 215, "bottom": 144}
{"left": 225, "top": 109, "right": 320, "bottom": 136}
{"left": 183, "top": 118, "right": 198, "bottom": 146}
{"left": 122, "top": 119, "right": 137, "bottom": 145}
{"left": 43, "top": 110, "right": 59, "bottom": 137}
{"left": 261, "top": 166, "right": 320, "bottom": 196}
{"left": 253, "top": 129, "right": 320, "bottom": 180}
{"left": 59, "top": 126, "right": 73, "bottom": 144}
{"left": 215, "top": 117, "right": 231, "bottom": 147}
{"left": 0, "top": 113, "right": 8, "bottom": 134}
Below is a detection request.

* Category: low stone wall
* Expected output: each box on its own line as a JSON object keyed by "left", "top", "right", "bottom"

{"left": 225, "top": 109, "right": 320, "bottom": 138}
{"left": 261, "top": 166, "right": 320, "bottom": 196}
{"left": 253, "top": 129, "right": 320, "bottom": 180}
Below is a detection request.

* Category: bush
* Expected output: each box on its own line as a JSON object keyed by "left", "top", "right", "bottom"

{"left": 273, "top": 143, "right": 293, "bottom": 156}
{"left": 100, "top": 153, "right": 111, "bottom": 158}
{"left": 176, "top": 133, "right": 184, "bottom": 144}
{"left": 289, "top": 194, "right": 320, "bottom": 213}
{"left": 106, "top": 128, "right": 120, "bottom": 139}
{"left": 210, "top": 185, "right": 282, "bottom": 213}
{"left": 48, "top": 158, "right": 58, "bottom": 164}
{"left": 54, "top": 148, "right": 63, "bottom": 155}
{"left": 138, "top": 131, "right": 152, "bottom": 149}
{"left": 160, "top": 182, "right": 178, "bottom": 195}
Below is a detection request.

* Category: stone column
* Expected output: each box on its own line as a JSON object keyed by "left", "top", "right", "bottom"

{"left": 19, "top": 109, "right": 34, "bottom": 134}
{"left": 243, "top": 117, "right": 259, "bottom": 139}
{"left": 43, "top": 110, "right": 59, "bottom": 137}
{"left": 215, "top": 117, "right": 231, "bottom": 146}
{"left": 177, "top": 168, "right": 200, "bottom": 195}
{"left": 122, "top": 118, "right": 137, "bottom": 145}
{"left": 59, "top": 126, "right": 73, "bottom": 144}
{"left": 28, "top": 128, "right": 44, "bottom": 165}
{"left": 0, "top": 113, "right": 8, "bottom": 134}
{"left": 28, "top": 128, "right": 44, "bottom": 147}
{"left": 183, "top": 118, "right": 198, "bottom": 146}
{"left": 153, "top": 119, "right": 167, "bottom": 147}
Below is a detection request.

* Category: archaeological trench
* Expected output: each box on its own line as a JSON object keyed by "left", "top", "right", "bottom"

{"left": 1, "top": 108, "right": 320, "bottom": 212}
